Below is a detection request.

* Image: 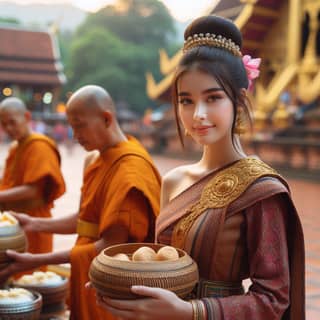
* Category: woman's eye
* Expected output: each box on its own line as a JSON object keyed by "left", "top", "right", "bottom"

{"left": 207, "top": 96, "right": 220, "bottom": 102}
{"left": 179, "top": 98, "right": 193, "bottom": 106}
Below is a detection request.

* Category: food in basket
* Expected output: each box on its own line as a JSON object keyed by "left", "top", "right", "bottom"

{"left": 0, "top": 212, "right": 19, "bottom": 236}
{"left": 132, "top": 246, "right": 157, "bottom": 261}
{"left": 0, "top": 212, "right": 17, "bottom": 226}
{"left": 14, "top": 271, "right": 64, "bottom": 286}
{"left": 0, "top": 288, "right": 42, "bottom": 319}
{"left": 0, "top": 288, "right": 34, "bottom": 304}
{"left": 156, "top": 246, "right": 179, "bottom": 261}
{"left": 112, "top": 253, "right": 131, "bottom": 261}
{"left": 89, "top": 243, "right": 199, "bottom": 299}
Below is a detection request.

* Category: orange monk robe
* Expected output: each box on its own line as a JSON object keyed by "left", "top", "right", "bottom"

{"left": 0, "top": 133, "right": 66, "bottom": 254}
{"left": 69, "top": 136, "right": 161, "bottom": 320}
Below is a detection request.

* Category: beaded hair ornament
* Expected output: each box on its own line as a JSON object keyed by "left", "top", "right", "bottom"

{"left": 183, "top": 32, "right": 261, "bottom": 90}
{"left": 183, "top": 33, "right": 242, "bottom": 57}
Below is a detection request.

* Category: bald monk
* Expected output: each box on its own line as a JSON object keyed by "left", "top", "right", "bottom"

{"left": 0, "top": 86, "right": 161, "bottom": 319}
{"left": 0, "top": 97, "right": 65, "bottom": 256}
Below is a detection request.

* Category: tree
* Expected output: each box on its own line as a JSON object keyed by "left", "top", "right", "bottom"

{"left": 66, "top": 0, "right": 178, "bottom": 114}
{"left": 0, "top": 17, "right": 20, "bottom": 25}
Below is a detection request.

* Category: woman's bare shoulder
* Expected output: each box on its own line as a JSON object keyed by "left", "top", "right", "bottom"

{"left": 161, "top": 165, "right": 193, "bottom": 208}
{"left": 162, "top": 165, "right": 191, "bottom": 186}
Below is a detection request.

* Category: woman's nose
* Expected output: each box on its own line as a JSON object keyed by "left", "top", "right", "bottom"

{"left": 193, "top": 102, "right": 207, "bottom": 120}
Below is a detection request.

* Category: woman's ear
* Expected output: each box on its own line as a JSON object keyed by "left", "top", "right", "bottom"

{"left": 103, "top": 111, "right": 112, "bottom": 127}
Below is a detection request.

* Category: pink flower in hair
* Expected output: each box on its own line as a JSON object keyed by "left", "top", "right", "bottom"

{"left": 242, "top": 55, "right": 261, "bottom": 91}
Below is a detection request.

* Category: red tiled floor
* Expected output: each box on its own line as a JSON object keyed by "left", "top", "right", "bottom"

{"left": 1, "top": 144, "right": 319, "bottom": 318}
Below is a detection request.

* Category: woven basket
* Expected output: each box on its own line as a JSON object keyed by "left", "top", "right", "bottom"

{"left": 89, "top": 243, "right": 199, "bottom": 299}
{"left": 0, "top": 290, "right": 42, "bottom": 320}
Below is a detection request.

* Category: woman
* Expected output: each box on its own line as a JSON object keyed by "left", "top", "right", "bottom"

{"left": 96, "top": 15, "right": 305, "bottom": 320}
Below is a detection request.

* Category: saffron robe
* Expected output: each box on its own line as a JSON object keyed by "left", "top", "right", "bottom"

{"left": 156, "top": 157, "right": 305, "bottom": 320}
{"left": 69, "top": 136, "right": 161, "bottom": 320}
{"left": 0, "top": 133, "right": 66, "bottom": 254}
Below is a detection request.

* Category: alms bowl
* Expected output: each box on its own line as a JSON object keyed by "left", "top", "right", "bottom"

{"left": 0, "top": 229, "right": 27, "bottom": 270}
{"left": 0, "top": 290, "right": 42, "bottom": 320}
{"left": 89, "top": 243, "right": 199, "bottom": 299}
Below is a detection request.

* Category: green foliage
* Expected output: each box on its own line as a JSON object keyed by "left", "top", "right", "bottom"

{"left": 0, "top": 17, "right": 20, "bottom": 25}
{"left": 65, "top": 0, "right": 178, "bottom": 114}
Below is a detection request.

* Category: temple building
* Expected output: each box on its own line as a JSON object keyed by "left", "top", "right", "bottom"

{"left": 0, "top": 25, "right": 66, "bottom": 115}
{"left": 146, "top": 0, "right": 320, "bottom": 177}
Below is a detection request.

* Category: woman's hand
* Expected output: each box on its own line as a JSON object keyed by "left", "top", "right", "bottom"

{"left": 0, "top": 250, "right": 39, "bottom": 284}
{"left": 96, "top": 285, "right": 193, "bottom": 320}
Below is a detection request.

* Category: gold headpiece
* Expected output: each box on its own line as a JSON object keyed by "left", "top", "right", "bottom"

{"left": 183, "top": 33, "right": 242, "bottom": 57}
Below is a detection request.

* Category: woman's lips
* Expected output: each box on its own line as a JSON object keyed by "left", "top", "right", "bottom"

{"left": 193, "top": 125, "right": 215, "bottom": 135}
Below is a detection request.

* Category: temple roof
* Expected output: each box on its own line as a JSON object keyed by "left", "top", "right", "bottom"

{"left": 147, "top": 0, "right": 283, "bottom": 101}
{"left": 0, "top": 26, "right": 66, "bottom": 86}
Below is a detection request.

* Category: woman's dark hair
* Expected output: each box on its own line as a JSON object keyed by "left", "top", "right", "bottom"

{"left": 172, "top": 15, "right": 252, "bottom": 147}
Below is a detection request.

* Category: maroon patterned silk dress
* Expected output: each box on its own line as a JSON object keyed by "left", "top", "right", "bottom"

{"left": 156, "top": 158, "right": 305, "bottom": 320}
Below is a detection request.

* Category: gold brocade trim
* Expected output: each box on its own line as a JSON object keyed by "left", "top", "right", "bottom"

{"left": 77, "top": 219, "right": 99, "bottom": 239}
{"left": 173, "top": 158, "right": 280, "bottom": 247}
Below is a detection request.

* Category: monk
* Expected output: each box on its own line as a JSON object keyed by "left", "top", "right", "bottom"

{"left": 0, "top": 97, "right": 65, "bottom": 256}
{"left": 0, "top": 85, "right": 161, "bottom": 320}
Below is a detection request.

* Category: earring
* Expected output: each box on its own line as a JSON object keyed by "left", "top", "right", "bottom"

{"left": 234, "top": 108, "right": 247, "bottom": 134}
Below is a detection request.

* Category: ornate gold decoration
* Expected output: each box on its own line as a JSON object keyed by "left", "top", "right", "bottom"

{"left": 173, "top": 157, "right": 281, "bottom": 247}
{"left": 183, "top": 33, "right": 242, "bottom": 57}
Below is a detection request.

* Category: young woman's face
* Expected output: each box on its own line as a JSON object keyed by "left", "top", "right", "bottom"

{"left": 177, "top": 69, "right": 234, "bottom": 146}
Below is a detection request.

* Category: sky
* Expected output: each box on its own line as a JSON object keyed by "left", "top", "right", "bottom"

{"left": 0, "top": 0, "right": 216, "bottom": 21}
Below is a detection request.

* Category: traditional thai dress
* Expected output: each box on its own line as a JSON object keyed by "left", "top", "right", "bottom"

{"left": 156, "top": 157, "right": 305, "bottom": 320}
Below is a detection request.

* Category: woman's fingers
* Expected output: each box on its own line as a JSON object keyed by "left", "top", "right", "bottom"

{"left": 131, "top": 285, "right": 171, "bottom": 299}
{"left": 102, "top": 297, "right": 141, "bottom": 311}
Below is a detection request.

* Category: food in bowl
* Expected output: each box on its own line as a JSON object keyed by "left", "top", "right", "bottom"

{"left": 0, "top": 288, "right": 34, "bottom": 304}
{"left": 131, "top": 246, "right": 157, "bottom": 261}
{"left": 89, "top": 243, "right": 199, "bottom": 299}
{"left": 111, "top": 253, "right": 131, "bottom": 261}
{"left": 0, "top": 212, "right": 19, "bottom": 236}
{"left": 14, "top": 271, "right": 64, "bottom": 286}
{"left": 12, "top": 271, "right": 69, "bottom": 317}
{"left": 0, "top": 288, "right": 42, "bottom": 319}
{"left": 110, "top": 245, "right": 180, "bottom": 262}
{"left": 156, "top": 246, "right": 179, "bottom": 261}
{"left": 0, "top": 219, "right": 26, "bottom": 270}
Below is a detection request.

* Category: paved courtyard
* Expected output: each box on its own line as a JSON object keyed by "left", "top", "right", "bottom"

{"left": 1, "top": 143, "right": 319, "bottom": 318}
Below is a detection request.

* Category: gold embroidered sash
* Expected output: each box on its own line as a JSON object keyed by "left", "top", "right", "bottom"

{"left": 76, "top": 219, "right": 99, "bottom": 239}
{"left": 172, "top": 158, "right": 282, "bottom": 248}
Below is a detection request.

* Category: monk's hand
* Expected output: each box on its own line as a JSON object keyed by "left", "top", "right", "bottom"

{"left": 0, "top": 250, "right": 38, "bottom": 284}
{"left": 96, "top": 286, "right": 193, "bottom": 320}
{"left": 10, "top": 212, "right": 35, "bottom": 232}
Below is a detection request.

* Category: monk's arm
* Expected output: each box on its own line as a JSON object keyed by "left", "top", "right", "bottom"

{"left": 13, "top": 212, "right": 78, "bottom": 234}
{"left": 0, "top": 249, "right": 71, "bottom": 283}
{"left": 0, "top": 183, "right": 38, "bottom": 202}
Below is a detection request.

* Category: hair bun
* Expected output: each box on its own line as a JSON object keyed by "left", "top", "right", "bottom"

{"left": 184, "top": 15, "right": 242, "bottom": 49}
